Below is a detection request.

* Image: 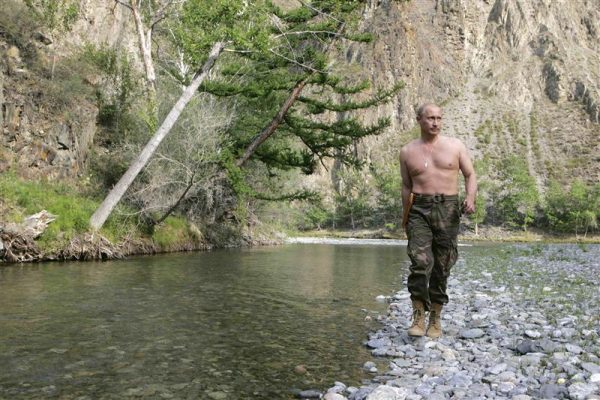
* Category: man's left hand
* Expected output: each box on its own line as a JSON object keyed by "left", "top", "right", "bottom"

{"left": 462, "top": 199, "right": 475, "bottom": 215}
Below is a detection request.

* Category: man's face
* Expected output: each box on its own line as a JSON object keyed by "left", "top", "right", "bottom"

{"left": 417, "top": 106, "right": 442, "bottom": 136}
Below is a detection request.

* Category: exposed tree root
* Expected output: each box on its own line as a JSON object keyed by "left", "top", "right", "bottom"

{"left": 59, "top": 233, "right": 124, "bottom": 261}
{"left": 0, "top": 229, "right": 41, "bottom": 263}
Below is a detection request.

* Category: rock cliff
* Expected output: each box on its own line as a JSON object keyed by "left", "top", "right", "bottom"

{"left": 347, "top": 0, "right": 599, "bottom": 189}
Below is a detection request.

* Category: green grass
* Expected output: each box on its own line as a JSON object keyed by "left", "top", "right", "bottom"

{"left": 0, "top": 173, "right": 98, "bottom": 249}
{"left": 152, "top": 216, "right": 200, "bottom": 250}
{"left": 0, "top": 173, "right": 205, "bottom": 253}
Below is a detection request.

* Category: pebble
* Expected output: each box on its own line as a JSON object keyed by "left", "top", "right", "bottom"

{"left": 324, "top": 393, "right": 347, "bottom": 400}
{"left": 321, "top": 244, "right": 600, "bottom": 400}
{"left": 299, "top": 389, "right": 322, "bottom": 398}
{"left": 459, "top": 328, "right": 485, "bottom": 339}
{"left": 365, "top": 385, "right": 408, "bottom": 400}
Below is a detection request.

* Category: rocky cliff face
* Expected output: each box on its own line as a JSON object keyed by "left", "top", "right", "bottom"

{"left": 0, "top": 1, "right": 137, "bottom": 180}
{"left": 345, "top": 0, "right": 600, "bottom": 188}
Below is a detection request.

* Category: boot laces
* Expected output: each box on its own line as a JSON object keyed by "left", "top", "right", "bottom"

{"left": 429, "top": 310, "right": 441, "bottom": 328}
{"left": 412, "top": 308, "right": 424, "bottom": 325}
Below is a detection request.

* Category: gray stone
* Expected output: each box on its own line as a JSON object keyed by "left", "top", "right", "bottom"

{"left": 582, "top": 362, "right": 600, "bottom": 374}
{"left": 566, "top": 343, "right": 583, "bottom": 354}
{"left": 488, "top": 363, "right": 508, "bottom": 375}
{"left": 392, "top": 359, "right": 413, "bottom": 368}
{"left": 568, "top": 382, "right": 597, "bottom": 400}
{"left": 363, "top": 361, "right": 377, "bottom": 373}
{"left": 524, "top": 330, "right": 541, "bottom": 339}
{"left": 459, "top": 328, "right": 485, "bottom": 339}
{"left": 207, "top": 392, "right": 227, "bottom": 400}
{"left": 367, "top": 338, "right": 391, "bottom": 349}
{"left": 447, "top": 372, "right": 472, "bottom": 388}
{"left": 349, "top": 387, "right": 372, "bottom": 400}
{"left": 538, "top": 383, "right": 567, "bottom": 399}
{"left": 365, "top": 385, "right": 408, "bottom": 400}
{"left": 299, "top": 389, "right": 323, "bottom": 398}
{"left": 324, "top": 393, "right": 347, "bottom": 400}
{"left": 516, "top": 340, "right": 536, "bottom": 355}
{"left": 415, "top": 383, "right": 434, "bottom": 396}
{"left": 537, "top": 338, "right": 559, "bottom": 353}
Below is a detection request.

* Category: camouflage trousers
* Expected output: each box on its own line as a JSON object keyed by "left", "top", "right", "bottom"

{"left": 406, "top": 193, "right": 460, "bottom": 310}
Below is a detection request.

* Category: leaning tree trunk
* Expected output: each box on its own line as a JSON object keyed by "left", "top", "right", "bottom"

{"left": 235, "top": 78, "right": 308, "bottom": 167}
{"left": 90, "top": 42, "right": 225, "bottom": 231}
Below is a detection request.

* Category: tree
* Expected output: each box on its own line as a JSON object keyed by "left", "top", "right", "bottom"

{"left": 194, "top": 0, "right": 402, "bottom": 177}
{"left": 114, "top": 0, "right": 179, "bottom": 124}
{"left": 470, "top": 191, "right": 487, "bottom": 236}
{"left": 90, "top": 42, "right": 225, "bottom": 230}
{"left": 91, "top": 0, "right": 401, "bottom": 231}
{"left": 468, "top": 159, "right": 490, "bottom": 235}
{"left": 370, "top": 161, "right": 403, "bottom": 229}
{"left": 90, "top": 1, "right": 272, "bottom": 230}
{"left": 334, "top": 167, "right": 372, "bottom": 229}
{"left": 496, "top": 156, "right": 540, "bottom": 230}
{"left": 545, "top": 179, "right": 599, "bottom": 236}
{"left": 125, "top": 93, "right": 232, "bottom": 227}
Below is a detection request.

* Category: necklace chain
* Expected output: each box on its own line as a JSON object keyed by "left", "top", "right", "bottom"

{"left": 423, "top": 142, "right": 434, "bottom": 168}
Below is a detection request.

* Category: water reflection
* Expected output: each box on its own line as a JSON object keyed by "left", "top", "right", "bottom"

{"left": 0, "top": 244, "right": 408, "bottom": 399}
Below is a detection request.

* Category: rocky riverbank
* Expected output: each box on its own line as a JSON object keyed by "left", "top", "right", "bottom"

{"left": 306, "top": 243, "right": 600, "bottom": 400}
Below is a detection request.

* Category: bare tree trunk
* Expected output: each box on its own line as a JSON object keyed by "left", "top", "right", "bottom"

{"left": 129, "top": 0, "right": 157, "bottom": 93}
{"left": 90, "top": 42, "right": 225, "bottom": 231}
{"left": 236, "top": 78, "right": 308, "bottom": 167}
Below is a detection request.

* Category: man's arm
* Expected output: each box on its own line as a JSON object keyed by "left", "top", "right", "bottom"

{"left": 400, "top": 148, "right": 413, "bottom": 227}
{"left": 458, "top": 142, "right": 477, "bottom": 214}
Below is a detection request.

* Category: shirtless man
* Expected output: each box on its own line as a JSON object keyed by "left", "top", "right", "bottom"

{"left": 399, "top": 103, "right": 477, "bottom": 338}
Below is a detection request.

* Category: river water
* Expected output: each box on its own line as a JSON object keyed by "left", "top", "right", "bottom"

{"left": 0, "top": 242, "right": 413, "bottom": 399}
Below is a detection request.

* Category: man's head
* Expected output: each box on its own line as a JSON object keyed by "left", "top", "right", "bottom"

{"left": 416, "top": 103, "right": 442, "bottom": 137}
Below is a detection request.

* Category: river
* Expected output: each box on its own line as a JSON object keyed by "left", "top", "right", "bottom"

{"left": 0, "top": 242, "right": 413, "bottom": 399}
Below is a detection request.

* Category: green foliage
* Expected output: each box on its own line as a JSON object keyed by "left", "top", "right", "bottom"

{"left": 0, "top": 1, "right": 40, "bottom": 55}
{"left": 24, "top": 0, "right": 79, "bottom": 31}
{"left": 305, "top": 204, "right": 331, "bottom": 230}
{"left": 152, "top": 216, "right": 197, "bottom": 249}
{"left": 177, "top": 0, "right": 272, "bottom": 69}
{"left": 333, "top": 167, "right": 373, "bottom": 229}
{"left": 495, "top": 156, "right": 540, "bottom": 230}
{"left": 468, "top": 159, "right": 491, "bottom": 228}
{"left": 83, "top": 44, "right": 140, "bottom": 142}
{"left": 196, "top": 1, "right": 401, "bottom": 180}
{"left": 545, "top": 179, "right": 599, "bottom": 235}
{"left": 370, "top": 161, "right": 403, "bottom": 227}
{"left": 88, "top": 151, "right": 130, "bottom": 192}
{"left": 470, "top": 191, "right": 487, "bottom": 227}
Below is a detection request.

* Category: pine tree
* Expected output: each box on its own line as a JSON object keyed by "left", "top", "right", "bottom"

{"left": 182, "top": 0, "right": 402, "bottom": 181}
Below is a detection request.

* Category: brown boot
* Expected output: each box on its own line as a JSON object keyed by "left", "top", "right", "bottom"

{"left": 426, "top": 303, "right": 443, "bottom": 338}
{"left": 407, "top": 300, "right": 426, "bottom": 337}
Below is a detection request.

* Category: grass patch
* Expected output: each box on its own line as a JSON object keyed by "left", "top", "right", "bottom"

{"left": 152, "top": 216, "right": 198, "bottom": 249}
{"left": 0, "top": 173, "right": 142, "bottom": 251}
{"left": 0, "top": 173, "right": 96, "bottom": 248}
